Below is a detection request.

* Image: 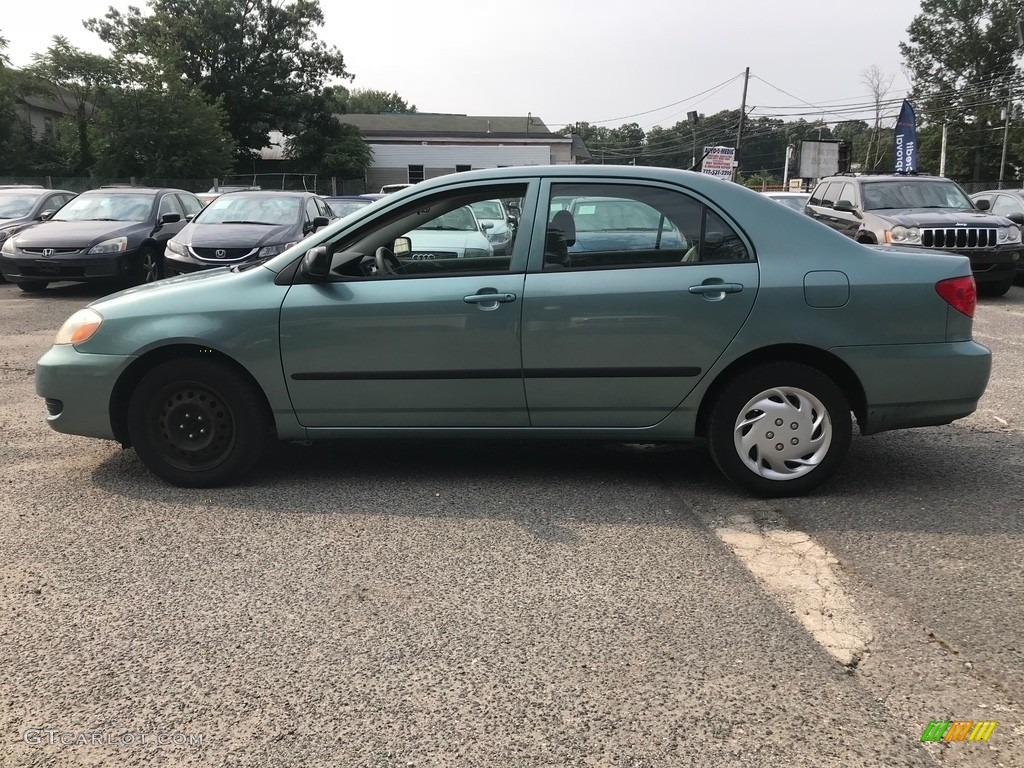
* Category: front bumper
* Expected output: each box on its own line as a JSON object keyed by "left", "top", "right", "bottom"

{"left": 1, "top": 249, "right": 139, "bottom": 282}
{"left": 35, "top": 344, "right": 136, "bottom": 440}
{"left": 956, "top": 246, "right": 1019, "bottom": 283}
{"left": 832, "top": 340, "right": 991, "bottom": 434}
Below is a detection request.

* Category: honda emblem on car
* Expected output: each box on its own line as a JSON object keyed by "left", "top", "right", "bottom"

{"left": 42, "top": 248, "right": 54, "bottom": 257}
{"left": 215, "top": 249, "right": 227, "bottom": 258}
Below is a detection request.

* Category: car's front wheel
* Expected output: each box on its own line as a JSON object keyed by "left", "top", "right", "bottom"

{"left": 137, "top": 245, "right": 162, "bottom": 284}
{"left": 126, "top": 359, "right": 270, "bottom": 487}
{"left": 707, "top": 363, "right": 852, "bottom": 497}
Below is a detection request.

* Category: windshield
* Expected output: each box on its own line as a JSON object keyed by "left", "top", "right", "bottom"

{"left": 414, "top": 206, "right": 479, "bottom": 232}
{"left": 328, "top": 200, "right": 372, "bottom": 217}
{"left": 470, "top": 200, "right": 504, "bottom": 220}
{"left": 197, "top": 195, "right": 301, "bottom": 226}
{"left": 0, "top": 192, "right": 39, "bottom": 219}
{"left": 53, "top": 193, "right": 154, "bottom": 222}
{"left": 862, "top": 181, "right": 973, "bottom": 211}
{"left": 768, "top": 195, "right": 810, "bottom": 212}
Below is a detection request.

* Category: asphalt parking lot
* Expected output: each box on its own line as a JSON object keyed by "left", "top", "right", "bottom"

{"left": 1, "top": 279, "right": 1022, "bottom": 768}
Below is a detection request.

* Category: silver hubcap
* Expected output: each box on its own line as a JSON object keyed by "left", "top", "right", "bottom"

{"left": 733, "top": 386, "right": 832, "bottom": 481}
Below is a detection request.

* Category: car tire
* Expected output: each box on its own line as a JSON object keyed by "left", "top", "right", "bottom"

{"left": 977, "top": 275, "right": 1014, "bottom": 298}
{"left": 707, "top": 362, "right": 852, "bottom": 497}
{"left": 17, "top": 281, "right": 48, "bottom": 292}
{"left": 126, "top": 359, "right": 270, "bottom": 487}
{"left": 137, "top": 245, "right": 162, "bottom": 285}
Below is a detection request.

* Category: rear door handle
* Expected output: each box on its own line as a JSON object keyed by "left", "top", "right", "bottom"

{"left": 688, "top": 283, "right": 743, "bottom": 295}
{"left": 464, "top": 292, "right": 517, "bottom": 304}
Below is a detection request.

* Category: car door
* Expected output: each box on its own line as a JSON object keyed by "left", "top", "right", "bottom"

{"left": 521, "top": 180, "right": 758, "bottom": 428}
{"left": 279, "top": 180, "right": 537, "bottom": 429}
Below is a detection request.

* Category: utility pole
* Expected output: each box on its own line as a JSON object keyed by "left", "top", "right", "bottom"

{"left": 939, "top": 123, "right": 948, "bottom": 177}
{"left": 999, "top": 83, "right": 1012, "bottom": 187}
{"left": 732, "top": 67, "right": 750, "bottom": 182}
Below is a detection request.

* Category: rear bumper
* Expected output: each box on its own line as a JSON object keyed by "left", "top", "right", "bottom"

{"left": 832, "top": 341, "right": 991, "bottom": 434}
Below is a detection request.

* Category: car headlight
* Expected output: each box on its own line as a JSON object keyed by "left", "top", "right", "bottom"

{"left": 54, "top": 308, "right": 103, "bottom": 345}
{"left": 166, "top": 239, "right": 188, "bottom": 256}
{"left": 87, "top": 236, "right": 128, "bottom": 254}
{"left": 999, "top": 225, "right": 1021, "bottom": 243}
{"left": 487, "top": 230, "right": 510, "bottom": 245}
{"left": 889, "top": 226, "right": 921, "bottom": 244}
{"left": 463, "top": 247, "right": 490, "bottom": 259}
{"left": 1, "top": 233, "right": 17, "bottom": 255}
{"left": 0, "top": 227, "right": 18, "bottom": 244}
{"left": 257, "top": 241, "right": 298, "bottom": 258}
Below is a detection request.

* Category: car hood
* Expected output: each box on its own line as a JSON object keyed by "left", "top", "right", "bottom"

{"left": 13, "top": 220, "right": 144, "bottom": 249}
{"left": 179, "top": 222, "right": 297, "bottom": 248}
{"left": 0, "top": 214, "right": 34, "bottom": 230}
{"left": 872, "top": 209, "right": 1014, "bottom": 227}
{"left": 89, "top": 263, "right": 239, "bottom": 308}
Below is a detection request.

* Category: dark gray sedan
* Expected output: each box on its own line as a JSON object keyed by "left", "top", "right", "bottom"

{"left": 0, "top": 188, "right": 78, "bottom": 280}
{"left": 164, "top": 191, "right": 334, "bottom": 275}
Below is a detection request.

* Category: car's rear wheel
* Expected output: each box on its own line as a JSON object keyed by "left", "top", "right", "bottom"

{"left": 126, "top": 359, "right": 269, "bottom": 487}
{"left": 17, "top": 281, "right": 48, "bottom": 292}
{"left": 707, "top": 363, "right": 852, "bottom": 497}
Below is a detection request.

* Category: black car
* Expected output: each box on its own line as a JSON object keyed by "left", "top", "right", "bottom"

{"left": 163, "top": 191, "right": 334, "bottom": 275}
{"left": 0, "top": 187, "right": 78, "bottom": 282}
{"left": 323, "top": 195, "right": 377, "bottom": 218}
{"left": 970, "top": 188, "right": 1024, "bottom": 283}
{"left": 0, "top": 187, "right": 202, "bottom": 292}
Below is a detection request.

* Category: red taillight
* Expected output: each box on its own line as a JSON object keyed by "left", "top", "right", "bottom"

{"left": 935, "top": 276, "right": 977, "bottom": 318}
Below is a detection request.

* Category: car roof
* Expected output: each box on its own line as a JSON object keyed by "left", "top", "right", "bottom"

{"left": 85, "top": 187, "right": 191, "bottom": 195}
{"left": 0, "top": 187, "right": 74, "bottom": 197}
{"left": 763, "top": 191, "right": 809, "bottom": 197}
{"left": 970, "top": 188, "right": 1024, "bottom": 197}
{"left": 214, "top": 190, "right": 313, "bottom": 199}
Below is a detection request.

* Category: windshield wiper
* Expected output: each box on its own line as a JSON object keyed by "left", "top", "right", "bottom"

{"left": 221, "top": 220, "right": 277, "bottom": 225}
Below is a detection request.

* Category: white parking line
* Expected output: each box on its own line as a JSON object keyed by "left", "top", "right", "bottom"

{"left": 715, "top": 514, "right": 872, "bottom": 667}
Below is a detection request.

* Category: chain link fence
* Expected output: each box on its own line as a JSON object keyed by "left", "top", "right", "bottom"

{"left": 0, "top": 173, "right": 369, "bottom": 196}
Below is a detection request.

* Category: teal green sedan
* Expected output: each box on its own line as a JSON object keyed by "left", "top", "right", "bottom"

{"left": 31, "top": 166, "right": 991, "bottom": 496}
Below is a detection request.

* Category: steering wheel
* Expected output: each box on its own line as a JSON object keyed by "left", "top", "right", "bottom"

{"left": 374, "top": 246, "right": 402, "bottom": 276}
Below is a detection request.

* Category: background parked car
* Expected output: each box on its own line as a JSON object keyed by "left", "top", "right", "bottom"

{"left": 197, "top": 185, "right": 262, "bottom": 208}
{"left": 470, "top": 199, "right": 516, "bottom": 256}
{"left": 0, "top": 187, "right": 77, "bottom": 281}
{"left": 806, "top": 173, "right": 1021, "bottom": 297}
{"left": 164, "top": 191, "right": 334, "bottom": 275}
{"left": 970, "top": 188, "right": 1024, "bottom": 283}
{"left": 404, "top": 204, "right": 493, "bottom": 259}
{"left": 762, "top": 191, "right": 811, "bottom": 212}
{"left": 0, "top": 186, "right": 199, "bottom": 291}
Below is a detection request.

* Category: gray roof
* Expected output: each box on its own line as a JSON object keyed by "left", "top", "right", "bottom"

{"left": 336, "top": 113, "right": 562, "bottom": 140}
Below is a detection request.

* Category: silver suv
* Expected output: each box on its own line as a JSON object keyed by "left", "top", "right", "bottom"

{"left": 806, "top": 174, "right": 1021, "bottom": 297}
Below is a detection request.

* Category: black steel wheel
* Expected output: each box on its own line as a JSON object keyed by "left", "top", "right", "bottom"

{"left": 127, "top": 358, "right": 269, "bottom": 487}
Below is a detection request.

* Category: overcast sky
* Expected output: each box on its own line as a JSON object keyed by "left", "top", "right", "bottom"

{"left": 2, "top": 0, "right": 924, "bottom": 131}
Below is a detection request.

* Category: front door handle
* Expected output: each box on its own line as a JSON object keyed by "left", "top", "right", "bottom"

{"left": 688, "top": 283, "right": 743, "bottom": 295}
{"left": 464, "top": 292, "right": 517, "bottom": 304}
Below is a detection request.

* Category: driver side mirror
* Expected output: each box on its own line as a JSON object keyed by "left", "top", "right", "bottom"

{"left": 393, "top": 236, "right": 411, "bottom": 256}
{"left": 1008, "top": 212, "right": 1024, "bottom": 225}
{"left": 159, "top": 212, "right": 182, "bottom": 225}
{"left": 39, "top": 210, "right": 56, "bottom": 221}
{"left": 974, "top": 198, "right": 990, "bottom": 211}
{"left": 833, "top": 200, "right": 862, "bottom": 218}
{"left": 481, "top": 221, "right": 494, "bottom": 231}
{"left": 313, "top": 216, "right": 330, "bottom": 230}
{"left": 302, "top": 245, "right": 331, "bottom": 279}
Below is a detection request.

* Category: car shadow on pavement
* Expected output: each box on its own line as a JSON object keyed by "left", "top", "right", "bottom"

{"left": 86, "top": 423, "right": 1023, "bottom": 536}
{"left": 1, "top": 281, "right": 123, "bottom": 301}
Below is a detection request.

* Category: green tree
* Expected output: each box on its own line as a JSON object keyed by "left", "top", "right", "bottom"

{"left": 86, "top": 0, "right": 351, "bottom": 159}
{"left": 901, "top": 0, "right": 1022, "bottom": 181}
{"left": 95, "top": 84, "right": 235, "bottom": 177}
{"left": 27, "top": 36, "right": 119, "bottom": 174}
{"left": 331, "top": 86, "right": 416, "bottom": 114}
{"left": 289, "top": 100, "right": 373, "bottom": 177}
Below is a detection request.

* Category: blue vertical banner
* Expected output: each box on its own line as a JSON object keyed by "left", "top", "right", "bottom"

{"left": 894, "top": 99, "right": 918, "bottom": 174}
